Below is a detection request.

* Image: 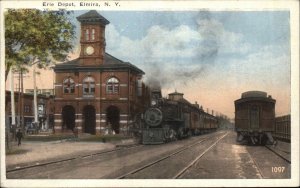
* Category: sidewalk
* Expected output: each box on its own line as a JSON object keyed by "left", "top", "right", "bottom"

{"left": 5, "top": 139, "right": 135, "bottom": 169}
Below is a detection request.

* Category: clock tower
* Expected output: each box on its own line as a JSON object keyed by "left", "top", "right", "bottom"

{"left": 76, "top": 10, "right": 110, "bottom": 65}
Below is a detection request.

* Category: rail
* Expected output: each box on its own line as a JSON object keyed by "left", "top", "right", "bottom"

{"left": 116, "top": 131, "right": 228, "bottom": 179}
{"left": 6, "top": 144, "right": 141, "bottom": 173}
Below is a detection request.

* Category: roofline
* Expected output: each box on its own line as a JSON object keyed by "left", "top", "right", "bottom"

{"left": 235, "top": 97, "right": 276, "bottom": 104}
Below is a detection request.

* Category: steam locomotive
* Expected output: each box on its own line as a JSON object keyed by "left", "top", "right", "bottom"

{"left": 141, "top": 90, "right": 218, "bottom": 144}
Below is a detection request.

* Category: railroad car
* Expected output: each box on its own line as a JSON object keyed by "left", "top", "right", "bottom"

{"left": 273, "top": 115, "right": 291, "bottom": 142}
{"left": 141, "top": 90, "right": 218, "bottom": 144}
{"left": 234, "top": 91, "right": 276, "bottom": 145}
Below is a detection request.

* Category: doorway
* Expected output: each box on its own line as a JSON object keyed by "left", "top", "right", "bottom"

{"left": 62, "top": 105, "right": 75, "bottom": 131}
{"left": 106, "top": 106, "right": 120, "bottom": 134}
{"left": 83, "top": 105, "right": 96, "bottom": 134}
{"left": 250, "top": 105, "right": 260, "bottom": 129}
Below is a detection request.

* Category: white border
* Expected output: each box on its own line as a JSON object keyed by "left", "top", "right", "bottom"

{"left": 0, "top": 0, "right": 299, "bottom": 187}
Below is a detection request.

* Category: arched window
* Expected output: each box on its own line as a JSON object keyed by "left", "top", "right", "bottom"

{"left": 83, "top": 76, "right": 95, "bottom": 95}
{"left": 63, "top": 77, "right": 75, "bottom": 94}
{"left": 91, "top": 29, "right": 95, "bottom": 41}
{"left": 106, "top": 77, "right": 119, "bottom": 94}
{"left": 85, "top": 29, "right": 89, "bottom": 41}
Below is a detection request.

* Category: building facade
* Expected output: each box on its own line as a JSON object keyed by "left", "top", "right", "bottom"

{"left": 5, "top": 91, "right": 55, "bottom": 132}
{"left": 53, "top": 10, "right": 149, "bottom": 135}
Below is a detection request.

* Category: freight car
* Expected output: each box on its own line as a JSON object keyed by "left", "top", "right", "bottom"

{"left": 142, "top": 90, "right": 218, "bottom": 144}
{"left": 273, "top": 115, "right": 291, "bottom": 142}
{"left": 234, "top": 91, "right": 276, "bottom": 145}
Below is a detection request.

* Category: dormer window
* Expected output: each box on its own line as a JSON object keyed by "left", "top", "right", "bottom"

{"left": 63, "top": 77, "right": 75, "bottom": 94}
{"left": 85, "top": 29, "right": 89, "bottom": 41}
{"left": 106, "top": 77, "right": 119, "bottom": 94}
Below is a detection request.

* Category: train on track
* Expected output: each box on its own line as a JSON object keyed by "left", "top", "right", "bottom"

{"left": 234, "top": 90, "right": 290, "bottom": 145}
{"left": 140, "top": 89, "right": 218, "bottom": 144}
{"left": 235, "top": 91, "right": 276, "bottom": 145}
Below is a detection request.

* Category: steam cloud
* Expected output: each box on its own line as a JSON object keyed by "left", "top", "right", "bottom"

{"left": 143, "top": 11, "right": 221, "bottom": 90}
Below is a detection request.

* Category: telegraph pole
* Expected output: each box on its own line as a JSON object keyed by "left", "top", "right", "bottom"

{"left": 21, "top": 70, "right": 24, "bottom": 133}
{"left": 10, "top": 70, "right": 16, "bottom": 145}
{"left": 33, "top": 65, "right": 38, "bottom": 127}
{"left": 18, "top": 71, "right": 21, "bottom": 130}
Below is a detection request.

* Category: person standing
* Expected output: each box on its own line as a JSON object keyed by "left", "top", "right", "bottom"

{"left": 16, "top": 129, "right": 23, "bottom": 146}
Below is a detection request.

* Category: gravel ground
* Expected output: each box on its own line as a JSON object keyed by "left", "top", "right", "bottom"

{"left": 6, "top": 141, "right": 116, "bottom": 168}
{"left": 182, "top": 131, "right": 291, "bottom": 179}
{"left": 182, "top": 131, "right": 262, "bottom": 179}
{"left": 6, "top": 132, "right": 223, "bottom": 179}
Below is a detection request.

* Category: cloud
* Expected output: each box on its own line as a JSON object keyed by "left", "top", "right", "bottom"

{"left": 104, "top": 15, "right": 290, "bottom": 118}
{"left": 196, "top": 18, "right": 250, "bottom": 55}
{"left": 105, "top": 18, "right": 249, "bottom": 89}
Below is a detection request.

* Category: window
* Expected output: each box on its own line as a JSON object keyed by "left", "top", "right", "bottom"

{"left": 83, "top": 76, "right": 95, "bottom": 95}
{"left": 106, "top": 77, "right": 119, "bottom": 94}
{"left": 24, "top": 105, "right": 30, "bottom": 113}
{"left": 136, "top": 80, "right": 142, "bottom": 96}
{"left": 91, "top": 29, "right": 95, "bottom": 41}
{"left": 63, "top": 77, "right": 75, "bottom": 94}
{"left": 85, "top": 29, "right": 89, "bottom": 41}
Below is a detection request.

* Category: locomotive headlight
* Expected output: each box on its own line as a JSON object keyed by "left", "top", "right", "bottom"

{"left": 151, "top": 100, "right": 157, "bottom": 106}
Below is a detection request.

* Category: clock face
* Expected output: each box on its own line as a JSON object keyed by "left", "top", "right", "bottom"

{"left": 85, "top": 46, "right": 94, "bottom": 55}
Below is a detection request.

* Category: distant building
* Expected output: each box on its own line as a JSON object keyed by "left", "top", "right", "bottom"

{"left": 5, "top": 91, "right": 54, "bottom": 131}
{"left": 53, "top": 10, "right": 149, "bottom": 135}
{"left": 25, "top": 89, "right": 54, "bottom": 96}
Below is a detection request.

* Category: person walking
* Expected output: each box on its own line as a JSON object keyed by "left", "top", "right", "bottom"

{"left": 16, "top": 129, "right": 23, "bottom": 146}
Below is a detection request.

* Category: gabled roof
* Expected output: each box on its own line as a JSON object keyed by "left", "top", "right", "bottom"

{"left": 76, "top": 10, "right": 110, "bottom": 25}
{"left": 54, "top": 53, "right": 144, "bottom": 74}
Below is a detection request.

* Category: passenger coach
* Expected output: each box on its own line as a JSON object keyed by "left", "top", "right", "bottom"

{"left": 235, "top": 91, "right": 276, "bottom": 145}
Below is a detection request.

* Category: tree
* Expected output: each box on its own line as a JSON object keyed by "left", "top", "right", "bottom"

{"left": 5, "top": 9, "right": 76, "bottom": 81}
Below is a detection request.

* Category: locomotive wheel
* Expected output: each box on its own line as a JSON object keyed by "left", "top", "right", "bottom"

{"left": 169, "top": 129, "right": 177, "bottom": 141}
{"left": 177, "top": 128, "right": 184, "bottom": 140}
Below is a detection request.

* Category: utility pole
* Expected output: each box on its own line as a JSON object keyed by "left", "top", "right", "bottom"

{"left": 10, "top": 70, "right": 16, "bottom": 145}
{"left": 33, "top": 65, "right": 38, "bottom": 128}
{"left": 21, "top": 70, "right": 24, "bottom": 133}
{"left": 18, "top": 71, "right": 21, "bottom": 130}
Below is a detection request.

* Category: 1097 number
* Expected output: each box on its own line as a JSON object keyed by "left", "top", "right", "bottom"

{"left": 272, "top": 167, "right": 285, "bottom": 173}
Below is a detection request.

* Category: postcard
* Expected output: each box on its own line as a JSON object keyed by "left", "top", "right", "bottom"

{"left": 0, "top": 0, "right": 299, "bottom": 187}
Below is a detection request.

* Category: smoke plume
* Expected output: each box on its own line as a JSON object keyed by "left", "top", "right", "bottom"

{"left": 143, "top": 11, "right": 221, "bottom": 90}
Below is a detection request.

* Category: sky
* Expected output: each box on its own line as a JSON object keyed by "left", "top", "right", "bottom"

{"left": 6, "top": 10, "right": 291, "bottom": 119}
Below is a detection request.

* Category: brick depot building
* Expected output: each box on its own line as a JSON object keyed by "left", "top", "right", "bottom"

{"left": 53, "top": 10, "right": 149, "bottom": 135}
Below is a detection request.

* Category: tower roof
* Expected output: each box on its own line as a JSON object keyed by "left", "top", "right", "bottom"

{"left": 76, "top": 10, "right": 110, "bottom": 25}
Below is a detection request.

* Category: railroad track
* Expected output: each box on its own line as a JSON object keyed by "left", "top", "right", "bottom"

{"left": 173, "top": 132, "right": 228, "bottom": 178}
{"left": 245, "top": 144, "right": 291, "bottom": 179}
{"left": 116, "top": 131, "right": 228, "bottom": 179}
{"left": 6, "top": 143, "right": 142, "bottom": 174}
{"left": 265, "top": 145, "right": 291, "bottom": 164}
